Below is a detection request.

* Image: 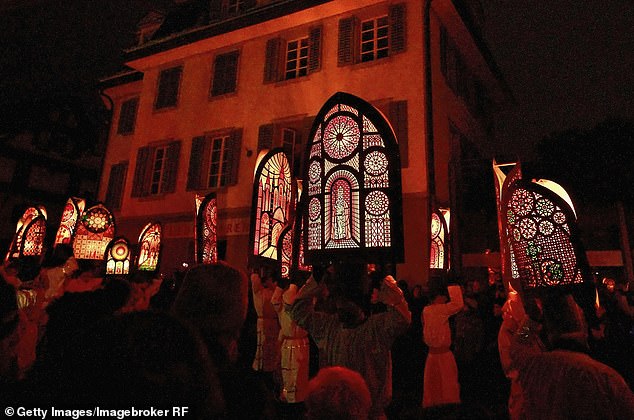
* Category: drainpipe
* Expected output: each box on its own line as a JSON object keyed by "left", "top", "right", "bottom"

{"left": 424, "top": 0, "right": 436, "bottom": 282}
{"left": 97, "top": 89, "right": 114, "bottom": 200}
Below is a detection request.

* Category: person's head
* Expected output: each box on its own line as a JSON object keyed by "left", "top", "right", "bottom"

{"left": 428, "top": 277, "right": 448, "bottom": 304}
{"left": 412, "top": 285, "right": 422, "bottom": 299}
{"left": 171, "top": 262, "right": 248, "bottom": 357}
{"left": 41, "top": 244, "right": 74, "bottom": 268}
{"left": 330, "top": 263, "right": 368, "bottom": 326}
{"left": 305, "top": 366, "right": 371, "bottom": 420}
{"left": 540, "top": 289, "right": 589, "bottom": 352}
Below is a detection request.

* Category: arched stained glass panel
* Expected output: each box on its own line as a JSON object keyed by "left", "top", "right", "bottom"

{"left": 137, "top": 222, "right": 161, "bottom": 271}
{"left": 503, "top": 179, "right": 585, "bottom": 289}
{"left": 54, "top": 197, "right": 86, "bottom": 246}
{"left": 249, "top": 149, "right": 293, "bottom": 264}
{"left": 302, "top": 92, "right": 403, "bottom": 264}
{"left": 73, "top": 204, "right": 115, "bottom": 260}
{"left": 195, "top": 193, "right": 217, "bottom": 264}
{"left": 6, "top": 206, "right": 47, "bottom": 261}
{"left": 105, "top": 237, "right": 131, "bottom": 275}
{"left": 21, "top": 217, "right": 46, "bottom": 257}
{"left": 430, "top": 209, "right": 450, "bottom": 270}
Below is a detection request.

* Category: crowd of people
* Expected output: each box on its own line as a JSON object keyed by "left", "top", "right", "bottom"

{"left": 1, "top": 246, "right": 634, "bottom": 419}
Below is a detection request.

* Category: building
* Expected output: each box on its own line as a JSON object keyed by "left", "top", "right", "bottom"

{"left": 98, "top": 0, "right": 510, "bottom": 283}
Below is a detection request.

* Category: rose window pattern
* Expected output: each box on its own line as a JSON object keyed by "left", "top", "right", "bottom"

{"left": 73, "top": 204, "right": 115, "bottom": 260}
{"left": 106, "top": 239, "right": 131, "bottom": 275}
{"left": 252, "top": 151, "right": 292, "bottom": 261}
{"left": 138, "top": 223, "right": 161, "bottom": 271}
{"left": 305, "top": 94, "right": 402, "bottom": 262}
{"left": 505, "top": 184, "right": 583, "bottom": 288}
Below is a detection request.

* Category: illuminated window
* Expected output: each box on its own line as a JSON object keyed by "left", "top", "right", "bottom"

{"left": 211, "top": 50, "right": 239, "bottom": 97}
{"left": 285, "top": 38, "right": 309, "bottom": 80}
{"left": 361, "top": 17, "right": 389, "bottom": 62}
{"left": 155, "top": 66, "right": 182, "bottom": 110}
{"left": 54, "top": 197, "right": 86, "bottom": 246}
{"left": 73, "top": 204, "right": 115, "bottom": 260}
{"left": 117, "top": 98, "right": 139, "bottom": 135}
{"left": 132, "top": 141, "right": 180, "bottom": 197}
{"left": 250, "top": 150, "right": 293, "bottom": 263}
{"left": 504, "top": 179, "right": 584, "bottom": 288}
{"left": 105, "top": 238, "right": 131, "bottom": 275}
{"left": 187, "top": 130, "right": 242, "bottom": 190}
{"left": 304, "top": 92, "right": 403, "bottom": 264}
{"left": 137, "top": 222, "right": 161, "bottom": 272}
{"left": 195, "top": 194, "right": 218, "bottom": 264}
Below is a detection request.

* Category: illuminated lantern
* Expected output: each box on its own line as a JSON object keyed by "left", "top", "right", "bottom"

{"left": 278, "top": 225, "right": 294, "bottom": 279}
{"left": 249, "top": 149, "right": 293, "bottom": 268}
{"left": 493, "top": 160, "right": 522, "bottom": 290}
{"left": 72, "top": 203, "right": 115, "bottom": 260}
{"left": 6, "top": 206, "right": 47, "bottom": 262}
{"left": 54, "top": 197, "right": 86, "bottom": 247}
{"left": 105, "top": 237, "right": 131, "bottom": 275}
{"left": 302, "top": 92, "right": 403, "bottom": 264}
{"left": 430, "top": 208, "right": 450, "bottom": 271}
{"left": 137, "top": 222, "right": 161, "bottom": 272}
{"left": 195, "top": 193, "right": 218, "bottom": 264}
{"left": 502, "top": 178, "right": 589, "bottom": 289}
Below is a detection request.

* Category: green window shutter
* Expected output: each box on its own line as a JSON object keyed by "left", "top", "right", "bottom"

{"left": 308, "top": 26, "right": 323, "bottom": 73}
{"left": 264, "top": 37, "right": 282, "bottom": 83}
{"left": 389, "top": 3, "right": 406, "bottom": 54}
{"left": 161, "top": 141, "right": 181, "bottom": 193}
{"left": 257, "top": 124, "right": 274, "bottom": 152}
{"left": 389, "top": 100, "right": 409, "bottom": 168}
{"left": 131, "top": 146, "right": 151, "bottom": 197}
{"left": 187, "top": 136, "right": 206, "bottom": 191}
{"left": 105, "top": 162, "right": 128, "bottom": 210}
{"left": 338, "top": 16, "right": 357, "bottom": 66}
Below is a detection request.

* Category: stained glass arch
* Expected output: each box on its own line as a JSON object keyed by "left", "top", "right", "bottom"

{"left": 430, "top": 208, "right": 450, "bottom": 271}
{"left": 302, "top": 92, "right": 403, "bottom": 264}
{"left": 195, "top": 193, "right": 218, "bottom": 264}
{"left": 72, "top": 203, "right": 116, "bottom": 260}
{"left": 137, "top": 222, "right": 162, "bottom": 272}
{"left": 54, "top": 197, "right": 86, "bottom": 247}
{"left": 502, "top": 179, "right": 589, "bottom": 289}
{"left": 6, "top": 206, "right": 47, "bottom": 262}
{"left": 249, "top": 149, "right": 293, "bottom": 267}
{"left": 105, "top": 237, "right": 132, "bottom": 275}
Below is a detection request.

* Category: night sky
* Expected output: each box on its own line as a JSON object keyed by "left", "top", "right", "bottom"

{"left": 1, "top": 0, "right": 633, "bottom": 158}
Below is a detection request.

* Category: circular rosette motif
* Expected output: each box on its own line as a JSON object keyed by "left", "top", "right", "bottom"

{"left": 553, "top": 211, "right": 566, "bottom": 224}
{"left": 308, "top": 198, "right": 321, "bottom": 221}
{"left": 364, "top": 151, "right": 388, "bottom": 176}
{"left": 85, "top": 208, "right": 111, "bottom": 233}
{"left": 308, "top": 160, "right": 321, "bottom": 183}
{"left": 535, "top": 198, "right": 555, "bottom": 217}
{"left": 365, "top": 191, "right": 389, "bottom": 216}
{"left": 518, "top": 218, "right": 537, "bottom": 240}
{"left": 541, "top": 259, "right": 564, "bottom": 285}
{"left": 323, "top": 115, "right": 359, "bottom": 159}
{"left": 511, "top": 188, "right": 534, "bottom": 216}
{"left": 538, "top": 220, "right": 554, "bottom": 236}
{"left": 112, "top": 242, "right": 129, "bottom": 260}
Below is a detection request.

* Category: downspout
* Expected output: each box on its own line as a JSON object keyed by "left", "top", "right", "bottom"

{"left": 424, "top": 0, "right": 436, "bottom": 281}
{"left": 97, "top": 89, "right": 114, "bottom": 201}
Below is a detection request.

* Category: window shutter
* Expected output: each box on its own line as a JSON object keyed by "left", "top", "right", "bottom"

{"left": 187, "top": 136, "right": 206, "bottom": 191}
{"left": 389, "top": 3, "right": 406, "bottom": 54}
{"left": 155, "top": 66, "right": 182, "bottom": 109}
{"left": 226, "top": 129, "right": 243, "bottom": 186}
{"left": 105, "top": 162, "right": 128, "bottom": 210}
{"left": 257, "top": 124, "right": 274, "bottom": 152}
{"left": 388, "top": 101, "right": 408, "bottom": 168}
{"left": 131, "top": 146, "right": 151, "bottom": 197}
{"left": 264, "top": 37, "right": 282, "bottom": 83}
{"left": 117, "top": 98, "right": 139, "bottom": 135}
{"left": 211, "top": 51, "right": 239, "bottom": 96}
{"left": 161, "top": 141, "right": 181, "bottom": 193}
{"left": 338, "top": 16, "right": 356, "bottom": 66}
{"left": 308, "top": 26, "right": 322, "bottom": 73}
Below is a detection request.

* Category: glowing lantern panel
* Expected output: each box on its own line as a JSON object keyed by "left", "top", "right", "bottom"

{"left": 54, "top": 197, "right": 86, "bottom": 246}
{"left": 105, "top": 238, "right": 131, "bottom": 275}
{"left": 137, "top": 222, "right": 161, "bottom": 272}
{"left": 73, "top": 204, "right": 115, "bottom": 260}
{"left": 196, "top": 194, "right": 218, "bottom": 264}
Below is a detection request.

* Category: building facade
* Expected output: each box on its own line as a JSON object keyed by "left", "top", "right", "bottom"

{"left": 98, "top": 0, "right": 509, "bottom": 282}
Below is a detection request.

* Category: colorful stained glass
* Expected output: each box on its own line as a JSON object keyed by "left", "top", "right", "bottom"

{"left": 302, "top": 92, "right": 404, "bottom": 263}
{"left": 430, "top": 209, "right": 450, "bottom": 270}
{"left": 278, "top": 227, "right": 293, "bottom": 279}
{"left": 54, "top": 197, "right": 86, "bottom": 246}
{"left": 73, "top": 204, "right": 115, "bottom": 260}
{"left": 6, "top": 206, "right": 47, "bottom": 261}
{"left": 250, "top": 149, "right": 293, "bottom": 262}
{"left": 105, "top": 237, "right": 131, "bottom": 275}
{"left": 195, "top": 193, "right": 218, "bottom": 264}
{"left": 503, "top": 179, "right": 585, "bottom": 289}
{"left": 137, "top": 222, "right": 161, "bottom": 272}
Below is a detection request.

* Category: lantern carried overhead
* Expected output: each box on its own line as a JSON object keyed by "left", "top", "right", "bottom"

{"left": 249, "top": 148, "right": 294, "bottom": 268}
{"left": 105, "top": 237, "right": 132, "bottom": 275}
{"left": 302, "top": 92, "right": 404, "bottom": 264}
{"left": 54, "top": 197, "right": 86, "bottom": 247}
{"left": 430, "top": 208, "right": 450, "bottom": 272}
{"left": 195, "top": 193, "right": 218, "bottom": 264}
{"left": 72, "top": 203, "right": 115, "bottom": 260}
{"left": 6, "top": 205, "right": 48, "bottom": 262}
{"left": 137, "top": 222, "right": 162, "bottom": 273}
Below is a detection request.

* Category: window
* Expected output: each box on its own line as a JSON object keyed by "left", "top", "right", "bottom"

{"left": 257, "top": 118, "right": 312, "bottom": 176}
{"left": 131, "top": 141, "right": 181, "bottom": 197}
{"left": 117, "top": 98, "right": 139, "bottom": 135}
{"left": 264, "top": 27, "right": 322, "bottom": 83}
{"left": 338, "top": 3, "right": 406, "bottom": 66}
{"left": 361, "top": 17, "right": 389, "bottom": 62}
{"left": 105, "top": 162, "right": 128, "bottom": 210}
{"left": 187, "top": 129, "right": 243, "bottom": 190}
{"left": 211, "top": 50, "right": 239, "bottom": 97}
{"left": 154, "top": 66, "right": 182, "bottom": 109}
{"left": 224, "top": 0, "right": 244, "bottom": 15}
{"left": 285, "top": 38, "right": 309, "bottom": 80}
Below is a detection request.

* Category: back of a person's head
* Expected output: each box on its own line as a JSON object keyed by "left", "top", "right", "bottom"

{"left": 305, "top": 366, "right": 371, "bottom": 420}
{"left": 541, "top": 289, "right": 589, "bottom": 351}
{"left": 172, "top": 262, "right": 248, "bottom": 346}
{"left": 41, "top": 244, "right": 74, "bottom": 268}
